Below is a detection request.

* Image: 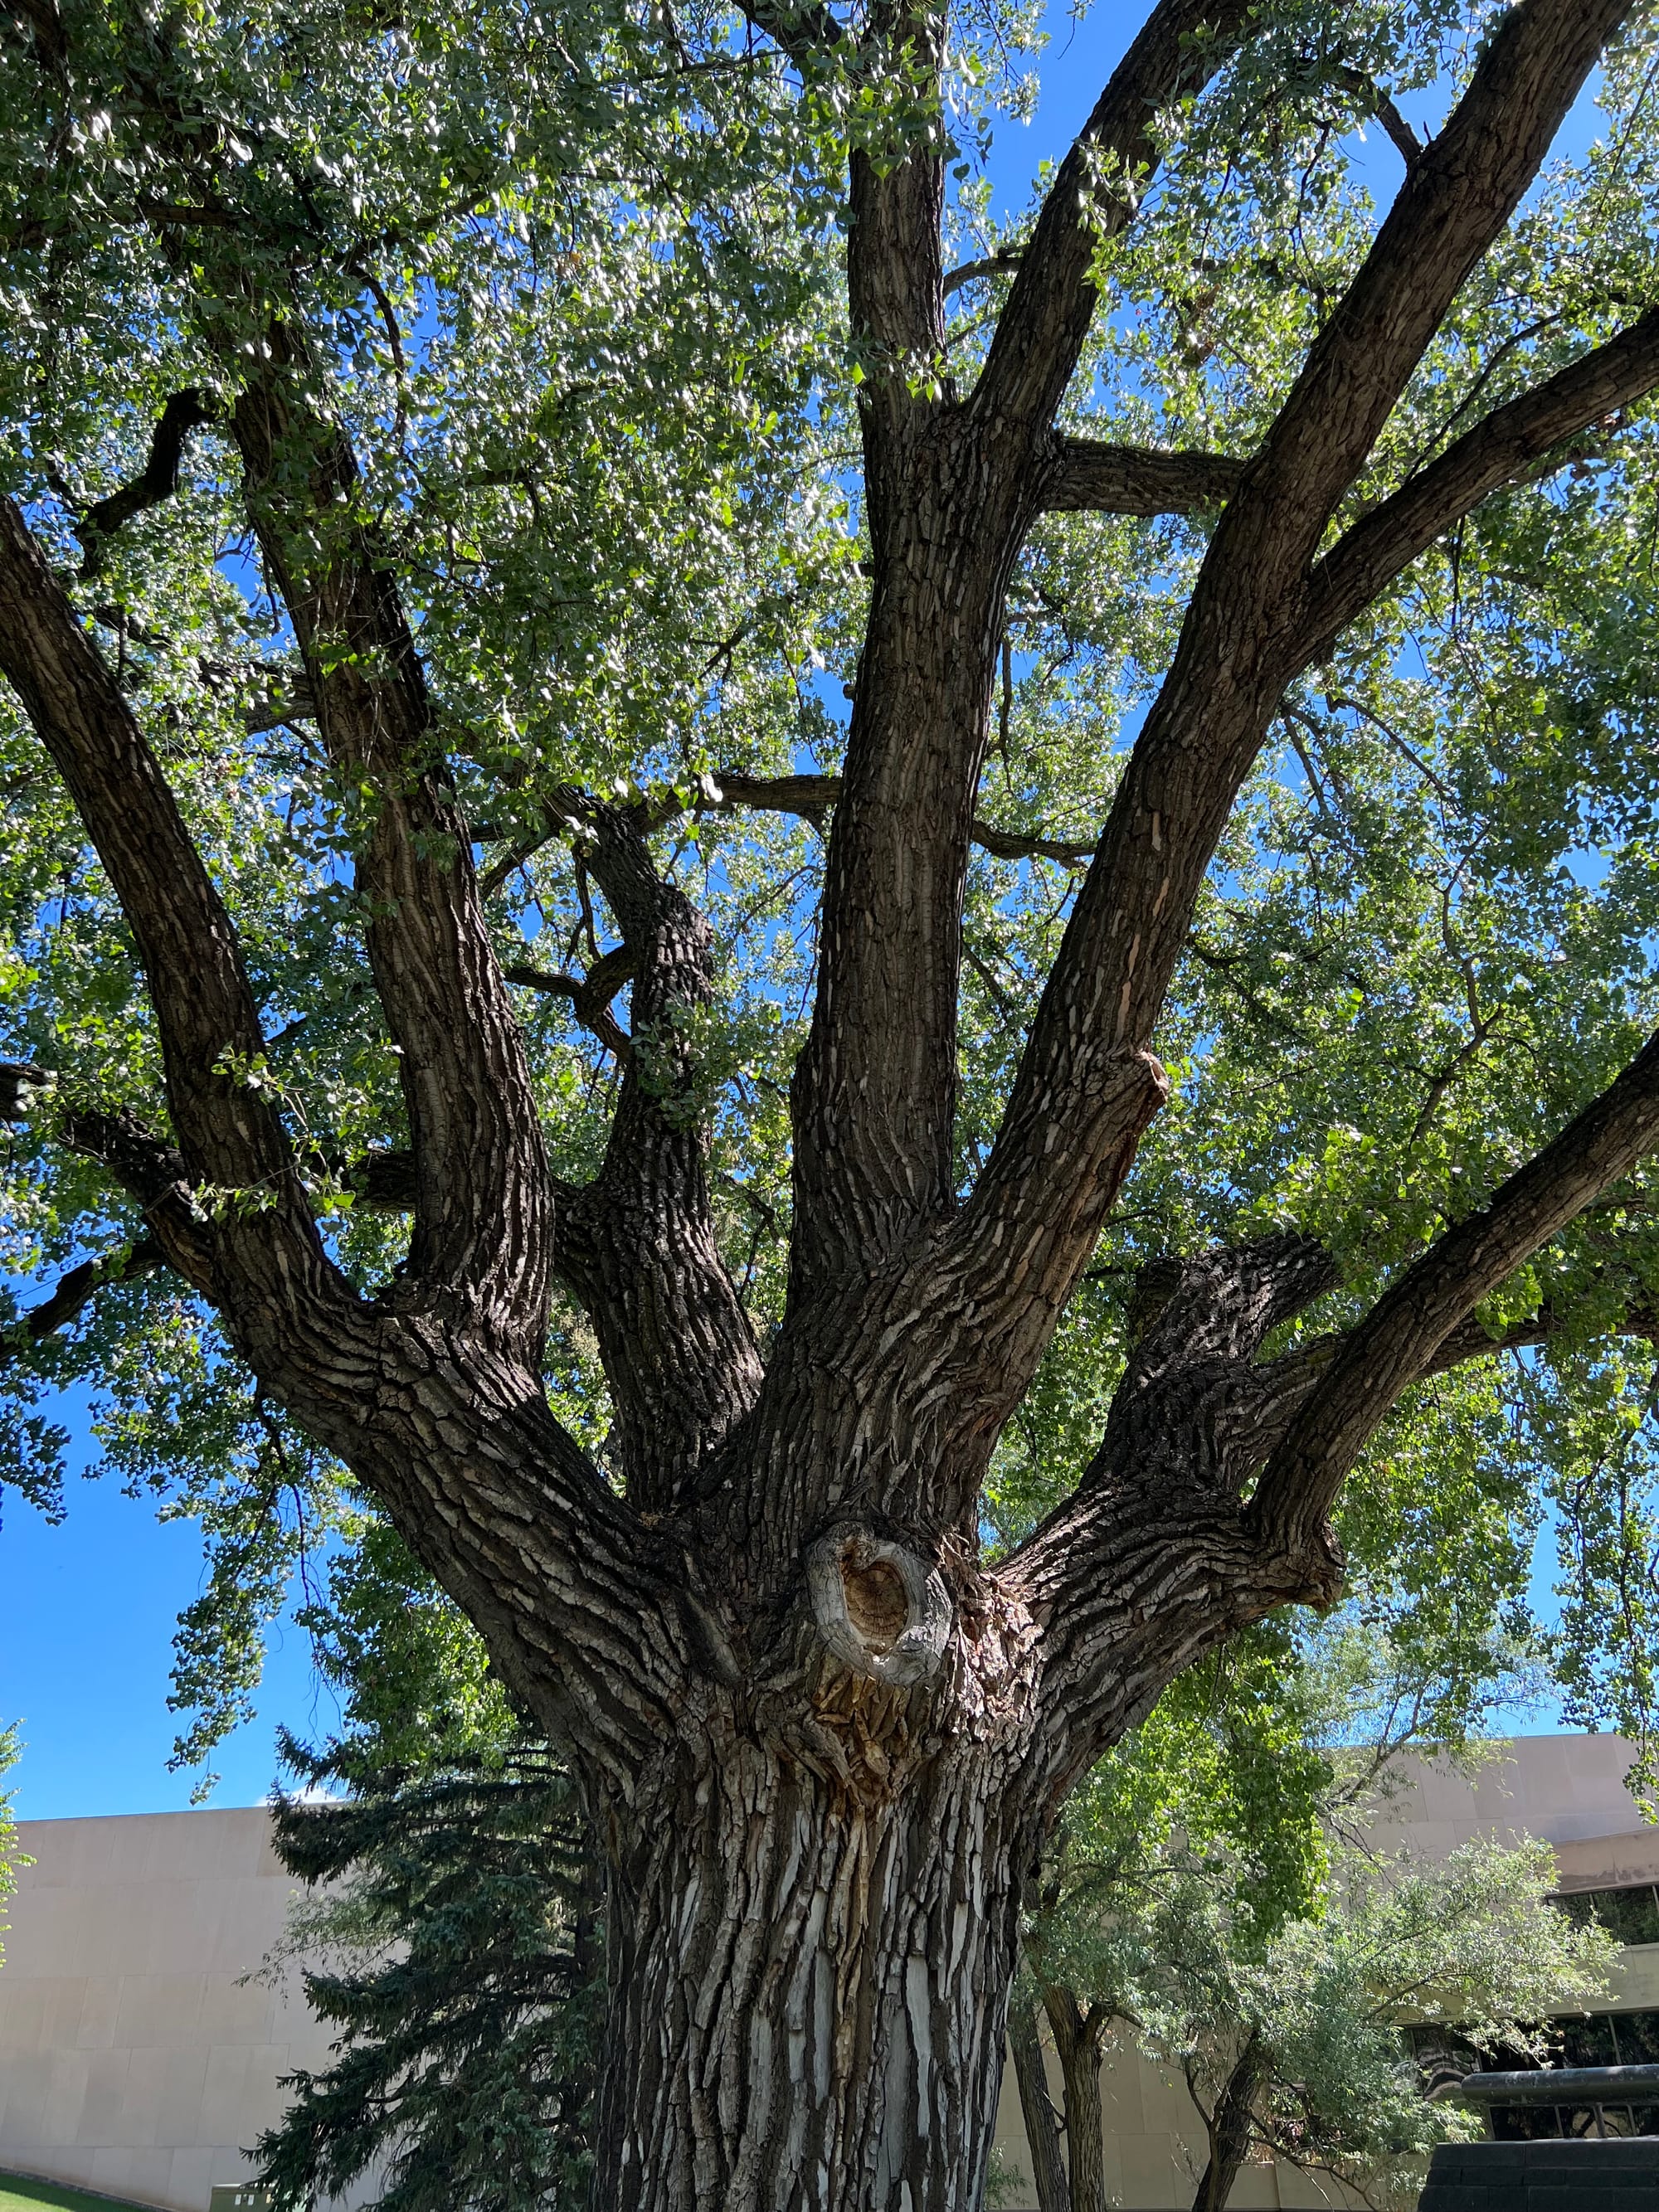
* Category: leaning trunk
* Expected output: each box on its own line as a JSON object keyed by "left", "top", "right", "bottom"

{"left": 1192, "top": 2028, "right": 1266, "bottom": 2212}
{"left": 592, "top": 1737, "right": 1029, "bottom": 2212}
{"left": 1009, "top": 2000, "right": 1071, "bottom": 2212}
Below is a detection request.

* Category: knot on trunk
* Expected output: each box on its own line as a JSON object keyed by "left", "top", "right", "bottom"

{"left": 806, "top": 1527, "right": 951, "bottom": 1687}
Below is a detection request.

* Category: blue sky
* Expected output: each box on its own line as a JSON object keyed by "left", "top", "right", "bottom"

{"left": 0, "top": 2, "right": 1605, "bottom": 1821}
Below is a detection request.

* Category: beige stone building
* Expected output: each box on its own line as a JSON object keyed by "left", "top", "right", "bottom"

{"left": 0, "top": 1804, "right": 355, "bottom": 2211}
{"left": 2, "top": 1736, "right": 1657, "bottom": 2211}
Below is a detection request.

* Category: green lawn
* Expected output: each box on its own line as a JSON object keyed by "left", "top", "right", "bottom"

{"left": 0, "top": 2175, "right": 150, "bottom": 2212}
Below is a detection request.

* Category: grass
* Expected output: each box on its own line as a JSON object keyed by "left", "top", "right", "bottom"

{"left": 0, "top": 2175, "right": 151, "bottom": 2212}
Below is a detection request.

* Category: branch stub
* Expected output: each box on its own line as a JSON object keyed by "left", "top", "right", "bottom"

{"left": 805, "top": 1526, "right": 951, "bottom": 1687}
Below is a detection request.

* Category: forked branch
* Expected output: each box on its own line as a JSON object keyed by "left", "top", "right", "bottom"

{"left": 950, "top": 0, "right": 1638, "bottom": 1420}
{"left": 67, "top": 388, "right": 214, "bottom": 576}
{"left": 971, "top": 0, "right": 1257, "bottom": 446}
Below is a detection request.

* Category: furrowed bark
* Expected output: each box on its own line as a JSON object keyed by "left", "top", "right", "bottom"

{"left": 787, "top": 0, "right": 1253, "bottom": 1300}
{"left": 0, "top": 496, "right": 322, "bottom": 1299}
{"left": 591, "top": 1616, "right": 1043, "bottom": 2212}
{"left": 1039, "top": 438, "right": 1244, "bottom": 518}
{"left": 1192, "top": 2030, "right": 1265, "bottom": 2212}
{"left": 231, "top": 333, "right": 552, "bottom": 1360}
{"left": 1041, "top": 1992, "right": 1109, "bottom": 2212}
{"left": 1008, "top": 1240, "right": 1346, "bottom": 1787}
{"left": 0, "top": 524, "right": 677, "bottom": 1798}
{"left": 948, "top": 0, "right": 1634, "bottom": 1425}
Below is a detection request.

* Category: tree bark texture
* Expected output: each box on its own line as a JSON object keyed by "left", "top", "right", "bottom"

{"left": 596, "top": 1726, "right": 1030, "bottom": 2212}
{"left": 1040, "top": 1995, "right": 1109, "bottom": 2212}
{"left": 6, "top": 4, "right": 1659, "bottom": 2210}
{"left": 1192, "top": 2030, "right": 1267, "bottom": 2212}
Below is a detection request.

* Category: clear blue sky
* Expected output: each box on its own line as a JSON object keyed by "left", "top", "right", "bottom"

{"left": 0, "top": 3, "right": 1598, "bottom": 1821}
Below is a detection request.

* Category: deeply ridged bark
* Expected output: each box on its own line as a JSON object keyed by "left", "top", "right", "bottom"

{"left": 596, "top": 1729, "right": 1031, "bottom": 2211}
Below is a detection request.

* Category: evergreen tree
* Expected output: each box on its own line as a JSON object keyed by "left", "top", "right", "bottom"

{"left": 253, "top": 1528, "right": 602, "bottom": 2212}
{"left": 259, "top": 1735, "right": 601, "bottom": 2212}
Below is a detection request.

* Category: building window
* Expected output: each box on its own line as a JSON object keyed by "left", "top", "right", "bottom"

{"left": 1555, "top": 1884, "right": 1659, "bottom": 1947}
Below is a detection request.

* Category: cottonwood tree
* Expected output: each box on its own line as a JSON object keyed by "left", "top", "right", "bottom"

{"left": 7, "top": 0, "right": 1659, "bottom": 2205}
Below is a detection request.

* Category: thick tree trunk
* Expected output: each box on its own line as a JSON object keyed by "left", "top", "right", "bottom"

{"left": 1008, "top": 2001, "right": 1071, "bottom": 2212}
{"left": 591, "top": 1727, "right": 1031, "bottom": 2212}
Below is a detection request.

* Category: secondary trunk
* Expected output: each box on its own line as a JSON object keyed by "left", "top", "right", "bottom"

{"left": 1192, "top": 2028, "right": 1266, "bottom": 2212}
{"left": 1042, "top": 1990, "right": 1109, "bottom": 2212}
{"left": 591, "top": 1729, "right": 1032, "bottom": 2212}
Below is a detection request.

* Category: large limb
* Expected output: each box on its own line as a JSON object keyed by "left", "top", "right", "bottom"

{"left": 0, "top": 518, "right": 684, "bottom": 1787}
{"left": 946, "top": 0, "right": 1637, "bottom": 1425}
{"left": 1039, "top": 437, "right": 1244, "bottom": 518}
{"left": 1005, "top": 1238, "right": 1342, "bottom": 1796}
{"left": 230, "top": 331, "right": 551, "bottom": 1360}
{"left": 1014, "top": 1025, "right": 1659, "bottom": 1782}
{"left": 786, "top": 0, "right": 1250, "bottom": 1299}
{"left": 0, "top": 498, "right": 324, "bottom": 1309}
{"left": 1248, "top": 1025, "right": 1659, "bottom": 1572}
{"left": 1297, "top": 307, "right": 1659, "bottom": 664}
{"left": 968, "top": 0, "right": 1257, "bottom": 450}
{"left": 533, "top": 791, "right": 764, "bottom": 1511}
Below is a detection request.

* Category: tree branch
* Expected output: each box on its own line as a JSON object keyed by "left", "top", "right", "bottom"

{"left": 1239, "top": 0, "right": 1632, "bottom": 568}
{"left": 942, "top": 247, "right": 1024, "bottom": 299}
{"left": 230, "top": 328, "right": 552, "bottom": 1359}
{"left": 732, "top": 0, "right": 844, "bottom": 66}
{"left": 478, "top": 771, "right": 1098, "bottom": 869}
{"left": 531, "top": 789, "right": 765, "bottom": 1511}
{"left": 689, "top": 770, "right": 1096, "bottom": 864}
{"left": 0, "top": 498, "right": 323, "bottom": 1307}
{"left": 969, "top": 0, "right": 1257, "bottom": 448}
{"left": 944, "top": 0, "right": 1636, "bottom": 1437}
{"left": 0, "top": 1236, "right": 167, "bottom": 1369}
{"left": 1039, "top": 436, "right": 1245, "bottom": 518}
{"left": 1251, "top": 1022, "right": 1659, "bottom": 1575}
{"left": 1297, "top": 308, "right": 1659, "bottom": 665}
{"left": 504, "top": 946, "right": 635, "bottom": 1061}
{"left": 1005, "top": 1237, "right": 1344, "bottom": 1791}
{"left": 67, "top": 388, "right": 214, "bottom": 576}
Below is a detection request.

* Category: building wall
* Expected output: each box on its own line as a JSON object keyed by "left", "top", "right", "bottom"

{"left": 0, "top": 1806, "right": 350, "bottom": 2212}
{"left": 2, "top": 1738, "right": 1656, "bottom": 2212}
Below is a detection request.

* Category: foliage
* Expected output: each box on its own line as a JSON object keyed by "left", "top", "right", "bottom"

{"left": 0, "top": 1720, "right": 22, "bottom": 1973}
{"left": 253, "top": 1528, "right": 601, "bottom": 2212}
{"left": 0, "top": 0, "right": 1652, "bottom": 1799}
{"left": 1015, "top": 1611, "right": 1563, "bottom": 2210}
{"left": 1127, "top": 1835, "right": 1616, "bottom": 2208}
